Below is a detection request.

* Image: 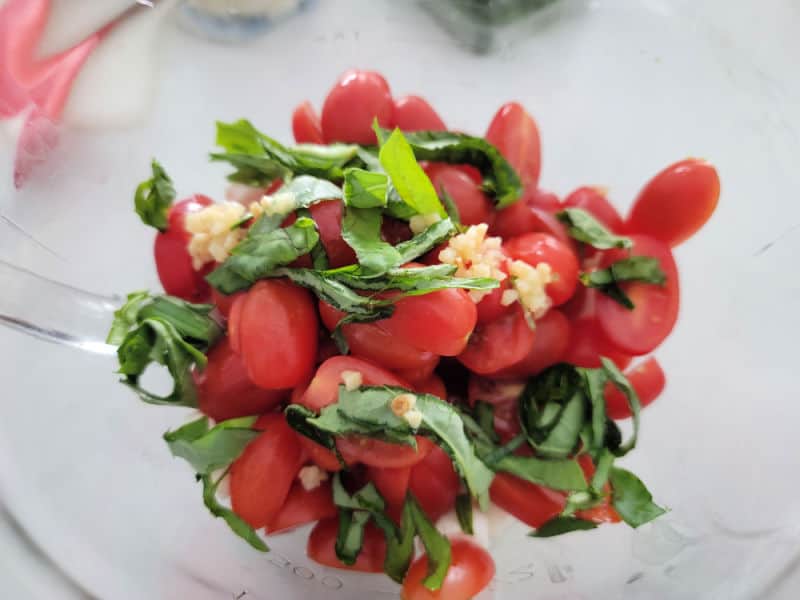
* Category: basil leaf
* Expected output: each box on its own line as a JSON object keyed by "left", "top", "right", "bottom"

{"left": 388, "top": 129, "right": 523, "bottom": 208}
{"left": 209, "top": 153, "right": 286, "bottom": 186}
{"left": 530, "top": 516, "right": 598, "bottom": 538}
{"left": 285, "top": 404, "right": 340, "bottom": 454}
{"left": 578, "top": 367, "right": 609, "bottom": 453}
{"left": 475, "top": 402, "right": 499, "bottom": 443}
{"left": 107, "top": 291, "right": 151, "bottom": 345}
{"left": 494, "top": 454, "right": 588, "bottom": 492}
{"left": 341, "top": 207, "right": 402, "bottom": 275}
{"left": 332, "top": 475, "right": 386, "bottom": 512}
{"left": 600, "top": 357, "right": 641, "bottom": 455}
{"left": 408, "top": 495, "right": 452, "bottom": 591}
{"left": 281, "top": 175, "right": 343, "bottom": 208}
{"left": 296, "top": 207, "right": 330, "bottom": 270}
{"left": 137, "top": 296, "right": 223, "bottom": 344}
{"left": 609, "top": 467, "right": 666, "bottom": 527}
{"left": 394, "top": 218, "right": 456, "bottom": 263}
{"left": 380, "top": 499, "right": 416, "bottom": 583}
{"left": 335, "top": 509, "right": 371, "bottom": 565}
{"left": 378, "top": 128, "right": 446, "bottom": 217}
{"left": 164, "top": 416, "right": 259, "bottom": 474}
{"left": 580, "top": 256, "right": 666, "bottom": 310}
{"left": 530, "top": 391, "right": 585, "bottom": 459}
{"left": 134, "top": 159, "right": 175, "bottom": 232}
{"left": 455, "top": 494, "right": 474, "bottom": 535}
{"left": 557, "top": 208, "right": 633, "bottom": 250}
{"left": 519, "top": 365, "right": 584, "bottom": 448}
{"left": 591, "top": 448, "right": 615, "bottom": 494}
{"left": 440, "top": 189, "right": 462, "bottom": 228}
{"left": 343, "top": 168, "right": 388, "bottom": 208}
{"left": 201, "top": 472, "right": 268, "bottom": 552}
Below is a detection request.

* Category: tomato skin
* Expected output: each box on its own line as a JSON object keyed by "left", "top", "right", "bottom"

{"left": 265, "top": 480, "right": 336, "bottom": 534}
{"left": 291, "top": 100, "right": 324, "bottom": 144}
{"left": 563, "top": 316, "right": 632, "bottom": 370}
{"left": 394, "top": 359, "right": 440, "bottom": 385}
{"left": 475, "top": 278, "right": 514, "bottom": 325}
{"left": 574, "top": 455, "right": 621, "bottom": 524}
{"left": 457, "top": 305, "right": 536, "bottom": 376}
{"left": 154, "top": 195, "right": 214, "bottom": 302}
{"left": 195, "top": 337, "right": 288, "bottom": 422}
{"left": 490, "top": 473, "right": 565, "bottom": 528}
{"left": 605, "top": 357, "right": 666, "bottom": 419}
{"left": 596, "top": 235, "right": 680, "bottom": 356}
{"left": 402, "top": 538, "right": 495, "bottom": 600}
{"left": 408, "top": 446, "right": 460, "bottom": 521}
{"left": 210, "top": 288, "right": 242, "bottom": 318}
{"left": 467, "top": 375, "right": 526, "bottom": 407}
{"left": 415, "top": 375, "right": 447, "bottom": 400}
{"left": 526, "top": 188, "right": 561, "bottom": 213}
{"left": 236, "top": 280, "right": 318, "bottom": 389}
{"left": 504, "top": 232, "right": 580, "bottom": 306}
{"left": 486, "top": 102, "right": 541, "bottom": 190}
{"left": 227, "top": 292, "right": 246, "bottom": 354}
{"left": 308, "top": 200, "right": 357, "bottom": 268}
{"left": 321, "top": 70, "right": 393, "bottom": 144}
{"left": 393, "top": 95, "right": 446, "bottom": 131}
{"left": 230, "top": 414, "right": 305, "bottom": 528}
{"left": 626, "top": 159, "right": 720, "bottom": 247}
{"left": 377, "top": 289, "right": 478, "bottom": 357}
{"left": 493, "top": 309, "right": 571, "bottom": 378}
{"left": 424, "top": 163, "right": 494, "bottom": 226}
{"left": 338, "top": 436, "right": 434, "bottom": 469}
{"left": 492, "top": 203, "right": 573, "bottom": 249}
{"left": 308, "top": 518, "right": 387, "bottom": 573}
{"left": 297, "top": 436, "right": 343, "bottom": 472}
{"left": 368, "top": 466, "right": 411, "bottom": 515}
{"left": 563, "top": 187, "right": 623, "bottom": 232}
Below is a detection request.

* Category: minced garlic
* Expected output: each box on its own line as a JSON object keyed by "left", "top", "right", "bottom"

{"left": 341, "top": 370, "right": 363, "bottom": 391}
{"left": 409, "top": 212, "right": 442, "bottom": 235}
{"left": 298, "top": 465, "right": 329, "bottom": 491}
{"left": 438, "top": 223, "right": 507, "bottom": 303}
{"left": 390, "top": 393, "right": 424, "bottom": 429}
{"left": 508, "top": 259, "right": 553, "bottom": 319}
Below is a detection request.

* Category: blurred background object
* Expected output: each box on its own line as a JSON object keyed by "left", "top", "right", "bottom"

{"left": 176, "top": 0, "right": 313, "bottom": 43}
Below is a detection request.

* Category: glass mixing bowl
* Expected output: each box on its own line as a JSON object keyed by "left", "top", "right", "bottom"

{"left": 1, "top": 0, "right": 798, "bottom": 598}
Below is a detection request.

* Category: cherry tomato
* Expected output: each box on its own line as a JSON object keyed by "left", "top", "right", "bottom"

{"left": 494, "top": 309, "right": 571, "bottom": 378}
{"left": 318, "top": 302, "right": 439, "bottom": 372}
{"left": 393, "top": 95, "right": 446, "bottom": 132}
{"left": 563, "top": 316, "right": 632, "bottom": 370}
{"left": 308, "top": 200, "right": 357, "bottom": 268}
{"left": 424, "top": 163, "right": 494, "bottom": 226}
{"left": 563, "top": 187, "right": 623, "bottom": 232}
{"left": 321, "top": 69, "right": 393, "bottom": 144}
{"left": 475, "top": 278, "right": 514, "bottom": 325}
{"left": 368, "top": 465, "right": 411, "bottom": 515}
{"left": 195, "top": 337, "right": 288, "bottom": 422}
{"left": 605, "top": 357, "right": 666, "bottom": 419}
{"left": 626, "top": 159, "right": 720, "bottom": 247}
{"left": 235, "top": 280, "right": 318, "bottom": 389}
{"left": 492, "top": 203, "right": 572, "bottom": 249}
{"left": 467, "top": 375, "right": 526, "bottom": 407}
{"left": 227, "top": 292, "right": 246, "bottom": 354}
{"left": 409, "top": 445, "right": 460, "bottom": 521}
{"left": 210, "top": 288, "right": 242, "bottom": 318}
{"left": 265, "top": 480, "right": 337, "bottom": 534}
{"left": 291, "top": 100, "right": 324, "bottom": 144}
{"left": 394, "top": 360, "right": 441, "bottom": 385}
{"left": 415, "top": 375, "right": 447, "bottom": 400}
{"left": 504, "top": 232, "right": 579, "bottom": 306}
{"left": 308, "top": 518, "right": 387, "bottom": 573}
{"left": 338, "top": 436, "right": 434, "bottom": 470}
{"left": 377, "top": 289, "right": 477, "bottom": 357}
{"left": 595, "top": 235, "right": 679, "bottom": 356}
{"left": 574, "top": 455, "right": 621, "bottom": 524}
{"left": 297, "top": 436, "right": 343, "bottom": 472}
{"left": 382, "top": 217, "right": 413, "bottom": 245}
{"left": 490, "top": 473, "right": 565, "bottom": 528}
{"left": 154, "top": 195, "right": 214, "bottom": 302}
{"left": 524, "top": 188, "right": 561, "bottom": 213}
{"left": 230, "top": 414, "right": 305, "bottom": 528}
{"left": 402, "top": 538, "right": 495, "bottom": 600}
{"left": 486, "top": 102, "right": 541, "bottom": 190}
{"left": 457, "top": 305, "right": 536, "bottom": 376}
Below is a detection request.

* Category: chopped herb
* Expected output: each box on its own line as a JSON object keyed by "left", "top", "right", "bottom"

{"left": 134, "top": 159, "right": 176, "bottom": 232}
{"left": 201, "top": 472, "right": 268, "bottom": 552}
{"left": 163, "top": 416, "right": 260, "bottom": 474}
{"left": 580, "top": 256, "right": 667, "bottom": 310}
{"left": 455, "top": 494, "right": 474, "bottom": 535}
{"left": 408, "top": 495, "right": 452, "bottom": 591}
{"left": 335, "top": 509, "right": 371, "bottom": 565}
{"left": 557, "top": 208, "right": 633, "bottom": 250}
{"left": 343, "top": 168, "right": 389, "bottom": 208}
{"left": 530, "top": 516, "right": 598, "bottom": 538}
{"left": 609, "top": 467, "right": 667, "bottom": 527}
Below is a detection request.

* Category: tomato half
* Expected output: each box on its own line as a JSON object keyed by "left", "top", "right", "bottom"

{"left": 415, "top": 375, "right": 447, "bottom": 400}
{"left": 626, "top": 158, "right": 720, "bottom": 247}
{"left": 321, "top": 69, "right": 394, "bottom": 144}
{"left": 338, "top": 436, "right": 435, "bottom": 470}
{"left": 308, "top": 200, "right": 357, "bottom": 268}
{"left": 467, "top": 375, "right": 526, "bottom": 407}
{"left": 490, "top": 473, "right": 565, "bottom": 528}
{"left": 562, "top": 316, "right": 632, "bottom": 370}
{"left": 457, "top": 305, "right": 536, "bottom": 376}
{"left": 605, "top": 357, "right": 666, "bottom": 419}
{"left": 408, "top": 446, "right": 460, "bottom": 521}
{"left": 402, "top": 538, "right": 495, "bottom": 600}
{"left": 525, "top": 188, "right": 561, "bottom": 213}
{"left": 265, "top": 480, "right": 336, "bottom": 534}
{"left": 210, "top": 288, "right": 242, "bottom": 318}
{"left": 394, "top": 360, "right": 440, "bottom": 386}
{"left": 297, "top": 435, "right": 343, "bottom": 472}
{"left": 368, "top": 465, "right": 411, "bottom": 515}
{"left": 424, "top": 163, "right": 493, "bottom": 226}
{"left": 485, "top": 102, "right": 541, "bottom": 190}
{"left": 492, "top": 203, "right": 572, "bottom": 248}
{"left": 504, "top": 232, "right": 579, "bottom": 306}
{"left": 291, "top": 100, "right": 324, "bottom": 144}
{"left": 494, "top": 309, "right": 571, "bottom": 378}
{"left": 393, "top": 95, "right": 446, "bottom": 132}
{"left": 307, "top": 518, "right": 387, "bottom": 573}
{"left": 563, "top": 187, "right": 623, "bottom": 232}
{"left": 230, "top": 414, "right": 305, "bottom": 528}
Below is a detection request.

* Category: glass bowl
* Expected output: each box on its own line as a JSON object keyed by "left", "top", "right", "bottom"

{"left": 1, "top": 0, "right": 798, "bottom": 598}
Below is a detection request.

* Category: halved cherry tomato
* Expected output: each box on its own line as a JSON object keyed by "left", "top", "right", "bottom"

{"left": 230, "top": 414, "right": 305, "bottom": 528}
{"left": 297, "top": 436, "right": 343, "bottom": 472}
{"left": 415, "top": 375, "right": 447, "bottom": 400}
{"left": 195, "top": 337, "right": 288, "bottom": 422}
{"left": 210, "top": 288, "right": 242, "bottom": 318}
{"left": 504, "top": 232, "right": 579, "bottom": 306}
{"left": 457, "top": 305, "right": 536, "bottom": 376}
{"left": 338, "top": 436, "right": 434, "bottom": 470}
{"left": 394, "top": 360, "right": 440, "bottom": 385}
{"left": 154, "top": 195, "right": 214, "bottom": 302}
{"left": 376, "top": 288, "right": 477, "bottom": 357}
{"left": 626, "top": 159, "right": 720, "bottom": 247}
{"left": 486, "top": 102, "right": 541, "bottom": 190}
{"left": 393, "top": 95, "right": 446, "bottom": 132}
{"left": 563, "top": 187, "right": 623, "bottom": 232}
{"left": 595, "top": 235, "right": 679, "bottom": 356}
{"left": 526, "top": 188, "right": 561, "bottom": 213}
{"left": 424, "top": 163, "right": 494, "bottom": 226}
{"left": 490, "top": 472, "right": 565, "bottom": 528}
{"left": 321, "top": 70, "right": 393, "bottom": 144}
{"left": 291, "top": 100, "right": 324, "bottom": 144}
{"left": 265, "top": 480, "right": 336, "bottom": 534}
{"left": 492, "top": 203, "right": 573, "bottom": 249}
{"left": 467, "top": 375, "right": 526, "bottom": 407}
{"left": 368, "top": 465, "right": 411, "bottom": 516}
{"left": 605, "top": 357, "right": 666, "bottom": 419}
{"left": 475, "top": 278, "right": 514, "bottom": 325}
{"left": 381, "top": 217, "right": 413, "bottom": 245}
{"left": 409, "top": 446, "right": 460, "bottom": 521}
{"left": 563, "top": 316, "right": 632, "bottom": 370}
{"left": 227, "top": 292, "right": 246, "bottom": 354}
{"left": 308, "top": 200, "right": 357, "bottom": 268}
{"left": 494, "top": 309, "right": 571, "bottom": 378}
{"left": 308, "top": 518, "right": 387, "bottom": 573}
{"left": 402, "top": 538, "right": 495, "bottom": 600}
{"left": 235, "top": 280, "right": 318, "bottom": 389}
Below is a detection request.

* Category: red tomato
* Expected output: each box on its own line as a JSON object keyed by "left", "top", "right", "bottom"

{"left": 393, "top": 95, "right": 446, "bottom": 132}
{"left": 236, "top": 280, "right": 318, "bottom": 389}
{"left": 382, "top": 217, "right": 413, "bottom": 245}
{"left": 308, "top": 200, "right": 357, "bottom": 268}
{"left": 563, "top": 316, "right": 632, "bottom": 370}
{"left": 504, "top": 232, "right": 579, "bottom": 306}
{"left": 318, "top": 301, "right": 439, "bottom": 372}
{"left": 408, "top": 446, "right": 460, "bottom": 521}
{"left": 467, "top": 375, "right": 525, "bottom": 407}
{"left": 494, "top": 309, "right": 571, "bottom": 378}
{"left": 457, "top": 305, "right": 536, "bottom": 376}
{"left": 291, "top": 100, "right": 324, "bottom": 144}
{"left": 368, "top": 466, "right": 411, "bottom": 515}
{"left": 415, "top": 375, "right": 447, "bottom": 400}
{"left": 475, "top": 278, "right": 514, "bottom": 325}
{"left": 486, "top": 102, "right": 541, "bottom": 190}
{"left": 626, "top": 159, "right": 720, "bottom": 247}
{"left": 338, "top": 436, "right": 434, "bottom": 469}
{"left": 321, "top": 70, "right": 394, "bottom": 144}
{"left": 596, "top": 235, "right": 679, "bottom": 356}
{"left": 526, "top": 188, "right": 561, "bottom": 213}
{"left": 394, "top": 360, "right": 440, "bottom": 385}
{"left": 230, "top": 414, "right": 305, "bottom": 528}
{"left": 297, "top": 436, "right": 343, "bottom": 472}
{"left": 308, "top": 518, "right": 387, "bottom": 573}
{"left": 605, "top": 357, "right": 666, "bottom": 419}
{"left": 265, "top": 480, "right": 336, "bottom": 534}
{"left": 490, "top": 473, "right": 565, "bottom": 528}
{"left": 574, "top": 455, "right": 621, "bottom": 524}
{"left": 424, "top": 163, "right": 494, "bottom": 226}
{"left": 154, "top": 195, "right": 214, "bottom": 302}
{"left": 563, "top": 187, "right": 623, "bottom": 232}
{"left": 227, "top": 292, "right": 246, "bottom": 354}
{"left": 492, "top": 203, "right": 573, "bottom": 249}
{"left": 195, "top": 337, "right": 288, "bottom": 422}
{"left": 377, "top": 289, "right": 477, "bottom": 357}
{"left": 210, "top": 288, "right": 242, "bottom": 318}
{"left": 402, "top": 538, "right": 495, "bottom": 600}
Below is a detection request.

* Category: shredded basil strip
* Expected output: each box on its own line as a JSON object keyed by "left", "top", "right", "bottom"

{"left": 164, "top": 416, "right": 259, "bottom": 474}
{"left": 134, "top": 159, "right": 175, "bottom": 232}
{"left": 455, "top": 494, "right": 474, "bottom": 535}
{"left": 609, "top": 467, "right": 667, "bottom": 527}
{"left": 408, "top": 495, "right": 452, "bottom": 591}
{"left": 557, "top": 208, "right": 632, "bottom": 249}
{"left": 530, "top": 516, "right": 598, "bottom": 538}
{"left": 580, "top": 256, "right": 667, "bottom": 310}
{"left": 201, "top": 472, "right": 269, "bottom": 552}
